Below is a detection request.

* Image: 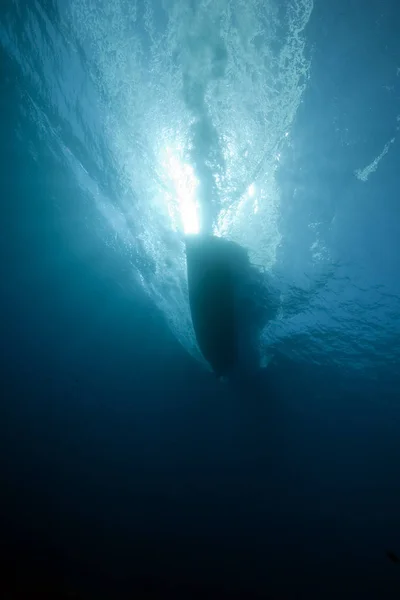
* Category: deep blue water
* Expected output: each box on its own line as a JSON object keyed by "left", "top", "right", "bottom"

{"left": 1, "top": 0, "right": 400, "bottom": 598}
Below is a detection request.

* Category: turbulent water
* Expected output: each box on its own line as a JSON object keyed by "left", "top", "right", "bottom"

{"left": 2, "top": 0, "right": 399, "bottom": 378}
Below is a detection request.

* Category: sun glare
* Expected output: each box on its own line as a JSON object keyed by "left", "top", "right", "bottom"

{"left": 165, "top": 148, "right": 200, "bottom": 235}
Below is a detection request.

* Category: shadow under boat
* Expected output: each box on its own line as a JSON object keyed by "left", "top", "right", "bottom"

{"left": 185, "top": 234, "right": 277, "bottom": 379}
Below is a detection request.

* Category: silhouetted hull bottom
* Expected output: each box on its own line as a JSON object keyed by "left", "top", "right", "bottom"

{"left": 185, "top": 235, "right": 247, "bottom": 377}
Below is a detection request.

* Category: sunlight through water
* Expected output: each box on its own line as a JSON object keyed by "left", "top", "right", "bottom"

{"left": 0, "top": 0, "right": 315, "bottom": 365}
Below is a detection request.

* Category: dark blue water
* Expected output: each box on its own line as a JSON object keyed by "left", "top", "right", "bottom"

{"left": 1, "top": 0, "right": 400, "bottom": 598}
